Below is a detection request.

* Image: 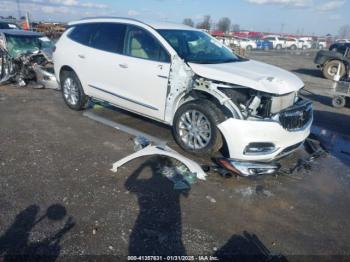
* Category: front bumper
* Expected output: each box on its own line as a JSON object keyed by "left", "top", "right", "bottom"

{"left": 217, "top": 116, "right": 312, "bottom": 162}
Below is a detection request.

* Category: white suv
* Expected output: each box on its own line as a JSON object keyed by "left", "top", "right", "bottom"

{"left": 263, "top": 36, "right": 287, "bottom": 50}
{"left": 54, "top": 17, "right": 312, "bottom": 163}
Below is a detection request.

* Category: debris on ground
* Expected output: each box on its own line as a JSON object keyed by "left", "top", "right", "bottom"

{"left": 133, "top": 136, "right": 151, "bottom": 151}
{"left": 156, "top": 159, "right": 197, "bottom": 190}
{"left": 206, "top": 195, "right": 217, "bottom": 203}
{"left": 278, "top": 138, "right": 327, "bottom": 175}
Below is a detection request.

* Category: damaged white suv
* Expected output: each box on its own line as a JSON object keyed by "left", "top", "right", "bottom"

{"left": 54, "top": 17, "right": 312, "bottom": 163}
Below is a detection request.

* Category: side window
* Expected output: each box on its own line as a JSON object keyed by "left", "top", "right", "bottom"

{"left": 124, "top": 25, "right": 169, "bottom": 62}
{"left": 90, "top": 23, "right": 126, "bottom": 54}
{"left": 68, "top": 24, "right": 95, "bottom": 46}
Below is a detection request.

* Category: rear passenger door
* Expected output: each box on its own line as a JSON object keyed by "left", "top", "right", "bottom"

{"left": 79, "top": 23, "right": 128, "bottom": 104}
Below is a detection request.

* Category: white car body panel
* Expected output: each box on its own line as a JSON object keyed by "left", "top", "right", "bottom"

{"left": 218, "top": 118, "right": 311, "bottom": 161}
{"left": 53, "top": 17, "right": 312, "bottom": 162}
{"left": 188, "top": 60, "right": 304, "bottom": 95}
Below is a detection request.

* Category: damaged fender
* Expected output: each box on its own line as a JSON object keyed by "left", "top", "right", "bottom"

{"left": 164, "top": 55, "right": 243, "bottom": 123}
{"left": 111, "top": 145, "right": 207, "bottom": 180}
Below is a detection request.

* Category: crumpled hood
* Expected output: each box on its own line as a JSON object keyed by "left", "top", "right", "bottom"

{"left": 188, "top": 60, "right": 304, "bottom": 95}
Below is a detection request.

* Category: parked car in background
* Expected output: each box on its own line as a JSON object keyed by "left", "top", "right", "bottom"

{"left": 233, "top": 37, "right": 257, "bottom": 51}
{"left": 314, "top": 47, "right": 350, "bottom": 80}
{"left": 335, "top": 39, "right": 350, "bottom": 44}
{"left": 262, "top": 36, "right": 287, "bottom": 50}
{"left": 54, "top": 17, "right": 313, "bottom": 166}
{"left": 316, "top": 39, "right": 327, "bottom": 49}
{"left": 0, "top": 29, "right": 57, "bottom": 88}
{"left": 0, "top": 21, "right": 20, "bottom": 30}
{"left": 285, "top": 38, "right": 303, "bottom": 50}
{"left": 256, "top": 39, "right": 273, "bottom": 50}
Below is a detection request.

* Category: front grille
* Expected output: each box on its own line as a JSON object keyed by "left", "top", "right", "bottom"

{"left": 278, "top": 101, "right": 313, "bottom": 131}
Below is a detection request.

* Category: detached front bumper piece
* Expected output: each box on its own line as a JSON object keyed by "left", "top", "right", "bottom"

{"left": 216, "top": 158, "right": 280, "bottom": 177}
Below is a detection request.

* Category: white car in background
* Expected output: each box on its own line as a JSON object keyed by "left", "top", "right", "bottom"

{"left": 233, "top": 37, "right": 257, "bottom": 51}
{"left": 263, "top": 35, "right": 287, "bottom": 50}
{"left": 285, "top": 38, "right": 303, "bottom": 50}
{"left": 53, "top": 17, "right": 312, "bottom": 173}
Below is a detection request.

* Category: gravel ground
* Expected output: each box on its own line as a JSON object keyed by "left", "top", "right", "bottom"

{"left": 0, "top": 50, "right": 350, "bottom": 261}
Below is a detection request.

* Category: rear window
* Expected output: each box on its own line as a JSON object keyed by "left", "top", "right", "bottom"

{"left": 68, "top": 23, "right": 126, "bottom": 54}
{"left": 68, "top": 24, "right": 93, "bottom": 46}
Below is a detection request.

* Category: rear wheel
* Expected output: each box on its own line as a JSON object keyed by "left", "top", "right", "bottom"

{"left": 290, "top": 45, "right": 297, "bottom": 50}
{"left": 173, "top": 100, "right": 225, "bottom": 155}
{"left": 332, "top": 96, "right": 346, "bottom": 108}
{"left": 246, "top": 45, "right": 252, "bottom": 51}
{"left": 276, "top": 44, "right": 282, "bottom": 50}
{"left": 322, "top": 60, "right": 346, "bottom": 80}
{"left": 61, "top": 70, "right": 88, "bottom": 110}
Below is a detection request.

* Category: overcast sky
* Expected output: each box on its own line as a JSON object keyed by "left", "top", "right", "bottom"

{"left": 0, "top": 0, "right": 348, "bottom": 35}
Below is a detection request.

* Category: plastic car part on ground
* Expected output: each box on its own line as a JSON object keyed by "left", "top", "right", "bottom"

{"left": 214, "top": 158, "right": 280, "bottom": 177}
{"left": 111, "top": 144, "right": 207, "bottom": 181}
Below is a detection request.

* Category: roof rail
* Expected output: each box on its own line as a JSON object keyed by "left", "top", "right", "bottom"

{"left": 74, "top": 16, "right": 145, "bottom": 24}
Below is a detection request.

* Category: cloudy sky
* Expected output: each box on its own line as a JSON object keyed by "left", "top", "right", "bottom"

{"left": 0, "top": 0, "right": 348, "bottom": 35}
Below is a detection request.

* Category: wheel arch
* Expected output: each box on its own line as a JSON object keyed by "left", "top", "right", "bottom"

{"left": 171, "top": 89, "right": 237, "bottom": 126}
{"left": 59, "top": 65, "right": 76, "bottom": 83}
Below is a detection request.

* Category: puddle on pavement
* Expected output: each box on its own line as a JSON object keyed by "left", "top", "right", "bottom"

{"left": 311, "top": 126, "right": 350, "bottom": 166}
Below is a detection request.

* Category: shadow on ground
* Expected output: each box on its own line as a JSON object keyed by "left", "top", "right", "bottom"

{"left": 292, "top": 68, "right": 323, "bottom": 78}
{"left": 125, "top": 157, "right": 189, "bottom": 256}
{"left": 214, "top": 231, "right": 288, "bottom": 262}
{"left": 125, "top": 158, "right": 287, "bottom": 260}
{"left": 0, "top": 204, "right": 75, "bottom": 261}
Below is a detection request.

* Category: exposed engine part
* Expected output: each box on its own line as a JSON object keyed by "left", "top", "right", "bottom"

{"left": 248, "top": 96, "right": 261, "bottom": 116}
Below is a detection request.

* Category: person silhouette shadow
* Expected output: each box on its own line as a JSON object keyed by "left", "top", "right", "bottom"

{"left": 125, "top": 157, "right": 190, "bottom": 256}
{"left": 0, "top": 204, "right": 75, "bottom": 261}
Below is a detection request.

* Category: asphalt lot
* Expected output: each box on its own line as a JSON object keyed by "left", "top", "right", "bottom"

{"left": 1, "top": 50, "right": 350, "bottom": 261}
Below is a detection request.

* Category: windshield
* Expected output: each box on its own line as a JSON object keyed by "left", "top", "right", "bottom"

{"left": 5, "top": 34, "right": 53, "bottom": 58}
{"left": 157, "top": 29, "right": 240, "bottom": 64}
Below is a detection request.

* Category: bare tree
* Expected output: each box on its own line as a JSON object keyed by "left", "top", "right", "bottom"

{"left": 338, "top": 24, "right": 350, "bottom": 39}
{"left": 231, "top": 24, "right": 240, "bottom": 32}
{"left": 217, "top": 17, "right": 231, "bottom": 33}
{"left": 196, "top": 15, "right": 211, "bottom": 31}
{"left": 182, "top": 18, "right": 194, "bottom": 27}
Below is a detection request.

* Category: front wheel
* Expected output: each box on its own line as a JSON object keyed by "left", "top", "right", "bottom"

{"left": 173, "top": 100, "right": 225, "bottom": 155}
{"left": 276, "top": 44, "right": 282, "bottom": 50}
{"left": 61, "top": 70, "right": 88, "bottom": 110}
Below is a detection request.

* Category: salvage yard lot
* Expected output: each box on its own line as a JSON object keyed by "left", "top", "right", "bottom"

{"left": 1, "top": 50, "right": 350, "bottom": 260}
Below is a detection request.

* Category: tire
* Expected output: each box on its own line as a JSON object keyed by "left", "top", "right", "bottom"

{"left": 60, "top": 70, "right": 88, "bottom": 110}
{"left": 290, "top": 45, "right": 297, "bottom": 50}
{"left": 246, "top": 45, "right": 252, "bottom": 51}
{"left": 332, "top": 96, "right": 346, "bottom": 108}
{"left": 276, "top": 44, "right": 282, "bottom": 50}
{"left": 173, "top": 100, "right": 225, "bottom": 155}
{"left": 322, "top": 60, "right": 346, "bottom": 80}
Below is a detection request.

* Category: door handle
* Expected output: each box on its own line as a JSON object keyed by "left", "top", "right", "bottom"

{"left": 119, "top": 63, "right": 128, "bottom": 69}
{"left": 78, "top": 54, "right": 85, "bottom": 59}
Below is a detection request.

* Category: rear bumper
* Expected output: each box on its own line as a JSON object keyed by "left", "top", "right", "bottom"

{"left": 217, "top": 117, "right": 312, "bottom": 162}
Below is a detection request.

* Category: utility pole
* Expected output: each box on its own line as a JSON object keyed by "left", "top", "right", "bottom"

{"left": 16, "top": 0, "right": 21, "bottom": 20}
